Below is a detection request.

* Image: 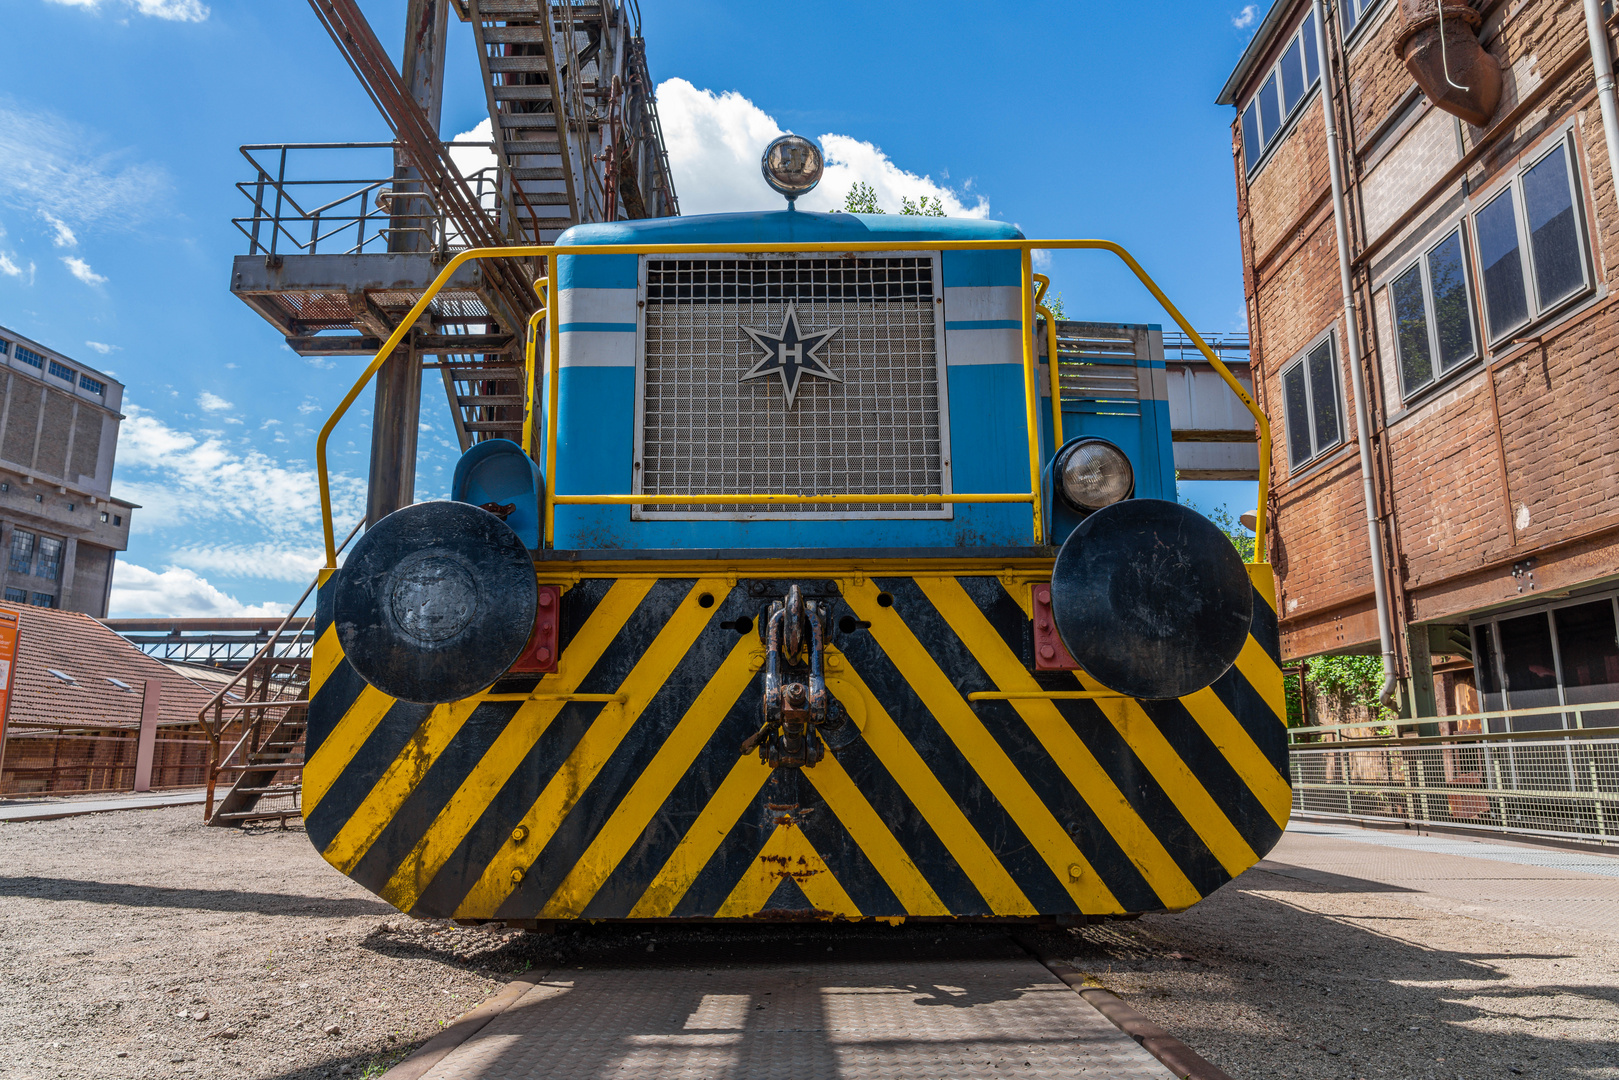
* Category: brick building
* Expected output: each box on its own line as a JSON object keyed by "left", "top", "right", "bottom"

{"left": 0, "top": 602, "right": 216, "bottom": 795}
{"left": 0, "top": 325, "right": 134, "bottom": 616}
{"left": 1220, "top": 0, "right": 1619, "bottom": 726}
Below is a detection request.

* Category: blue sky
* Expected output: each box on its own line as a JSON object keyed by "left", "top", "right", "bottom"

{"left": 0, "top": 0, "right": 1265, "bottom": 615}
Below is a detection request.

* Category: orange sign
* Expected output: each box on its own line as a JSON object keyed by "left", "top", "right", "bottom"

{"left": 0, "top": 609, "right": 19, "bottom": 784}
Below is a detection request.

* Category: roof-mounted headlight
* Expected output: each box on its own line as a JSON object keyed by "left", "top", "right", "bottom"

{"left": 1055, "top": 438, "right": 1134, "bottom": 512}
{"left": 761, "top": 134, "right": 823, "bottom": 202}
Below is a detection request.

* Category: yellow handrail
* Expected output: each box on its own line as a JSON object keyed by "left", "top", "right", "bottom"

{"left": 1032, "top": 271, "right": 1063, "bottom": 453}
{"left": 520, "top": 276, "right": 548, "bottom": 456}
{"left": 315, "top": 240, "right": 1271, "bottom": 567}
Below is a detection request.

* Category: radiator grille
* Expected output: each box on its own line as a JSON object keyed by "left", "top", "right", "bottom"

{"left": 637, "top": 257, "right": 949, "bottom": 518}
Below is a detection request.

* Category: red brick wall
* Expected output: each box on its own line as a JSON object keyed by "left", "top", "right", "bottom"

{"left": 1234, "top": 0, "right": 1619, "bottom": 662}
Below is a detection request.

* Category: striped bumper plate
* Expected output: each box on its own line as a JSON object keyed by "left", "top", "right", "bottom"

{"left": 303, "top": 564, "right": 1289, "bottom": 921}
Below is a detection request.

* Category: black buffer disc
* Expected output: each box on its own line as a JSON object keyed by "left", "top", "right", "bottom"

{"left": 1050, "top": 499, "right": 1253, "bottom": 700}
{"left": 332, "top": 500, "right": 538, "bottom": 704}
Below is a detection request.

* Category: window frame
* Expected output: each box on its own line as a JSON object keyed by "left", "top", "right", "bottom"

{"left": 1387, "top": 223, "right": 1482, "bottom": 401}
{"left": 1279, "top": 327, "right": 1348, "bottom": 472}
{"left": 1339, "top": 0, "right": 1389, "bottom": 45}
{"left": 1240, "top": 10, "right": 1322, "bottom": 177}
{"left": 1470, "top": 133, "right": 1594, "bottom": 347}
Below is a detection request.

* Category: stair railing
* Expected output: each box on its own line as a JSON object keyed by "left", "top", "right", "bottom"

{"left": 199, "top": 519, "right": 363, "bottom": 820}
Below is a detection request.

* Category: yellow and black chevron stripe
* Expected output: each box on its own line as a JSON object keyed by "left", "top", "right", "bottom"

{"left": 303, "top": 562, "right": 1289, "bottom": 921}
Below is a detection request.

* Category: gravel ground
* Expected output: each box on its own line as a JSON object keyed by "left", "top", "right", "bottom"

{"left": 2, "top": 804, "right": 1615, "bottom": 1080}
{"left": 1019, "top": 856, "right": 1619, "bottom": 1080}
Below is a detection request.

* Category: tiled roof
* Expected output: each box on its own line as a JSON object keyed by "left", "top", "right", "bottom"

{"left": 0, "top": 602, "right": 217, "bottom": 730}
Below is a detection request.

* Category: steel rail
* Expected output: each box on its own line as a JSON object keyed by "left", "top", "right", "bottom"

{"left": 315, "top": 241, "right": 1271, "bottom": 567}
{"left": 1289, "top": 698, "right": 1619, "bottom": 736}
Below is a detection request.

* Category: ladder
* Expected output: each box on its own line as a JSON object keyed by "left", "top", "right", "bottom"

{"left": 468, "top": 0, "right": 603, "bottom": 242}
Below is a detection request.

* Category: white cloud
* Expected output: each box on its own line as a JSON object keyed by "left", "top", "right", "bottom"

{"left": 62, "top": 256, "right": 106, "bottom": 285}
{"left": 41, "top": 212, "right": 76, "bottom": 248}
{"left": 0, "top": 98, "right": 169, "bottom": 231}
{"left": 654, "top": 79, "right": 989, "bottom": 217}
{"left": 169, "top": 543, "right": 325, "bottom": 584}
{"left": 84, "top": 340, "right": 116, "bottom": 354}
{"left": 115, "top": 405, "right": 365, "bottom": 539}
{"left": 297, "top": 399, "right": 322, "bottom": 415}
{"left": 109, "top": 563, "right": 288, "bottom": 619}
{"left": 1233, "top": 5, "right": 1260, "bottom": 29}
{"left": 45, "top": 0, "right": 209, "bottom": 22}
{"left": 197, "top": 390, "right": 232, "bottom": 412}
{"left": 0, "top": 251, "right": 22, "bottom": 278}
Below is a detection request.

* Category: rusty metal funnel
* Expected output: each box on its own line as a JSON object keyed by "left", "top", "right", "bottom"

{"left": 1398, "top": 0, "right": 1502, "bottom": 127}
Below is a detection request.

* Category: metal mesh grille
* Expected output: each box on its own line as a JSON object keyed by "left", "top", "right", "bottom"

{"left": 638, "top": 257, "right": 946, "bottom": 517}
{"left": 1292, "top": 735, "right": 1619, "bottom": 843}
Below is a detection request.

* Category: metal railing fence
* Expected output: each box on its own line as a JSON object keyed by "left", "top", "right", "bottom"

{"left": 234, "top": 143, "right": 507, "bottom": 259}
{"left": 1289, "top": 701, "right": 1619, "bottom": 845}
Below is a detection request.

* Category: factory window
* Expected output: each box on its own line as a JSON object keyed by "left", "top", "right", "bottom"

{"left": 31, "top": 592, "right": 55, "bottom": 609}
{"left": 79, "top": 374, "right": 105, "bottom": 395}
{"left": 1471, "top": 595, "right": 1619, "bottom": 731}
{"left": 100, "top": 511, "right": 108, "bottom": 522}
{"left": 14, "top": 346, "right": 44, "bottom": 369}
{"left": 1473, "top": 137, "right": 1591, "bottom": 344}
{"left": 0, "top": 337, "right": 8, "bottom": 355}
{"left": 1240, "top": 10, "right": 1320, "bottom": 174}
{"left": 8, "top": 529, "right": 34, "bottom": 574}
{"left": 3, "top": 588, "right": 22, "bottom": 604}
{"left": 36, "top": 536, "right": 62, "bottom": 581}
{"left": 114, "top": 515, "right": 122, "bottom": 526}
{"left": 47, "top": 360, "right": 75, "bottom": 382}
{"left": 1340, "top": 0, "right": 1386, "bottom": 39}
{"left": 1280, "top": 330, "right": 1345, "bottom": 470}
{"left": 1389, "top": 226, "right": 1479, "bottom": 398}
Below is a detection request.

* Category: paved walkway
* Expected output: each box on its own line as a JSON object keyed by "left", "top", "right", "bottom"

{"left": 411, "top": 956, "right": 1173, "bottom": 1080}
{"left": 1263, "top": 820, "right": 1619, "bottom": 935}
{"left": 0, "top": 788, "right": 206, "bottom": 822}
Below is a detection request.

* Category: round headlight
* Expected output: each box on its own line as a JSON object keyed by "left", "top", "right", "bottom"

{"left": 761, "top": 134, "right": 824, "bottom": 200}
{"left": 1056, "top": 439, "right": 1134, "bottom": 511}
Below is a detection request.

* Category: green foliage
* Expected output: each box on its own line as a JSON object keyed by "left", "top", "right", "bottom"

{"left": 899, "top": 194, "right": 946, "bottom": 216}
{"left": 1038, "top": 289, "right": 1067, "bottom": 320}
{"left": 1283, "top": 669, "right": 1306, "bottom": 728}
{"left": 843, "top": 182, "right": 883, "bottom": 214}
{"left": 842, "top": 186, "right": 946, "bottom": 216}
{"left": 1303, "top": 653, "right": 1395, "bottom": 724}
{"left": 1202, "top": 506, "right": 1256, "bottom": 563}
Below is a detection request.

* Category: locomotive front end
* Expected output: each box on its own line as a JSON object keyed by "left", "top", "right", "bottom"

{"left": 304, "top": 144, "right": 1288, "bottom": 925}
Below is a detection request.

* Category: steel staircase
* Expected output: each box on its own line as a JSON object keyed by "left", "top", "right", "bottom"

{"left": 469, "top": 0, "right": 590, "bottom": 242}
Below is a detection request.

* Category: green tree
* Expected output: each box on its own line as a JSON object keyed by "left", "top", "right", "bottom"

{"left": 843, "top": 182, "right": 883, "bottom": 214}
{"left": 1202, "top": 505, "right": 1256, "bottom": 563}
{"left": 899, "top": 195, "right": 946, "bottom": 216}
{"left": 1038, "top": 289, "right": 1067, "bottom": 320}
{"left": 842, "top": 185, "right": 948, "bottom": 216}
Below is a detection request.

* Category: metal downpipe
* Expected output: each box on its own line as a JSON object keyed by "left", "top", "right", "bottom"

{"left": 1310, "top": 0, "right": 1400, "bottom": 709}
{"left": 1584, "top": 0, "right": 1619, "bottom": 205}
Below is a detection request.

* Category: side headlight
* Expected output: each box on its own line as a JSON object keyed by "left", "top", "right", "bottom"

{"left": 1055, "top": 438, "right": 1134, "bottom": 511}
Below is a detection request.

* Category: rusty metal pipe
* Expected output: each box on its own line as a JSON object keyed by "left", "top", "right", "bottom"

{"left": 1397, "top": 0, "right": 1501, "bottom": 127}
{"left": 1312, "top": 0, "right": 1401, "bottom": 711}
{"left": 1584, "top": 0, "right": 1619, "bottom": 219}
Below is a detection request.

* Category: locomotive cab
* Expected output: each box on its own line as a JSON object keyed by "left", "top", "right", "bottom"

{"left": 309, "top": 137, "right": 1289, "bottom": 925}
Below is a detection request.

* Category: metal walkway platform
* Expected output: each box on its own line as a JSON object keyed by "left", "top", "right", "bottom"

{"left": 403, "top": 953, "right": 1174, "bottom": 1080}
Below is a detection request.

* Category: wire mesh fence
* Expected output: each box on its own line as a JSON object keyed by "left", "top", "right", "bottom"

{"left": 1289, "top": 702, "right": 1619, "bottom": 844}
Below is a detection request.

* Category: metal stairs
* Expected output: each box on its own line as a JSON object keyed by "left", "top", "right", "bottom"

{"left": 469, "top": 0, "right": 591, "bottom": 242}
{"left": 209, "top": 708, "right": 307, "bottom": 825}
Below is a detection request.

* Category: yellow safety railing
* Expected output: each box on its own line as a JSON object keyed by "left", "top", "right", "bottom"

{"left": 316, "top": 240, "right": 1270, "bottom": 568}
{"left": 520, "top": 276, "right": 548, "bottom": 456}
{"left": 1032, "top": 273, "right": 1063, "bottom": 451}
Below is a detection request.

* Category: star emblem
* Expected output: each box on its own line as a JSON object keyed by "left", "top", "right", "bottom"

{"left": 739, "top": 303, "right": 842, "bottom": 408}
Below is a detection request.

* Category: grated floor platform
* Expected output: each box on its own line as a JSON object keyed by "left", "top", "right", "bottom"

{"left": 415, "top": 956, "right": 1174, "bottom": 1079}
